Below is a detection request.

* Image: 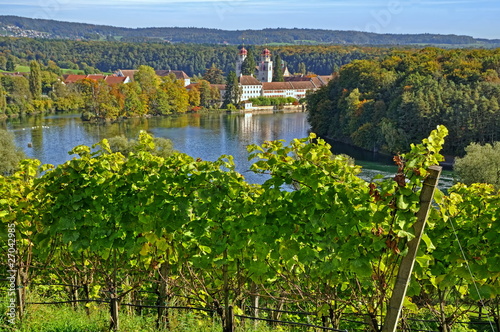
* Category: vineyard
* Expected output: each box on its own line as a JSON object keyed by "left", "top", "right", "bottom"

{"left": 1, "top": 126, "right": 499, "bottom": 331}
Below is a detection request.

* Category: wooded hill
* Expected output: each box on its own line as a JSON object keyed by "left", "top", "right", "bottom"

{"left": 1, "top": 15, "right": 500, "bottom": 47}
{"left": 306, "top": 47, "right": 500, "bottom": 156}
{"left": 0, "top": 37, "right": 387, "bottom": 76}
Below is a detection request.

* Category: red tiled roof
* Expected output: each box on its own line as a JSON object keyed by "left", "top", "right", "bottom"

{"left": 156, "top": 70, "right": 190, "bottom": 80}
{"left": 239, "top": 75, "right": 261, "bottom": 86}
{"left": 262, "top": 82, "right": 293, "bottom": 90}
{"left": 64, "top": 74, "right": 129, "bottom": 86}
{"left": 289, "top": 81, "right": 316, "bottom": 89}
{"left": 261, "top": 48, "right": 271, "bottom": 56}
{"left": 310, "top": 77, "right": 323, "bottom": 88}
{"left": 116, "top": 70, "right": 138, "bottom": 80}
{"left": 185, "top": 83, "right": 199, "bottom": 90}
{"left": 285, "top": 76, "right": 311, "bottom": 82}
{"left": 105, "top": 76, "right": 128, "bottom": 85}
{"left": 239, "top": 47, "right": 248, "bottom": 55}
{"left": 86, "top": 74, "right": 106, "bottom": 81}
{"left": 63, "top": 74, "right": 87, "bottom": 84}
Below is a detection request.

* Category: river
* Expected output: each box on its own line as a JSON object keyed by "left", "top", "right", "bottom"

{"left": 2, "top": 111, "right": 453, "bottom": 188}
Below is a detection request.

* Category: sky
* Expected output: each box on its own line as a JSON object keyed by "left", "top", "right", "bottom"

{"left": 1, "top": 0, "right": 499, "bottom": 39}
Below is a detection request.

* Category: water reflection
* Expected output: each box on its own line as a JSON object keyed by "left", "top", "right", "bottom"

{"left": 5, "top": 112, "right": 310, "bottom": 184}
{"left": 3, "top": 111, "right": 453, "bottom": 188}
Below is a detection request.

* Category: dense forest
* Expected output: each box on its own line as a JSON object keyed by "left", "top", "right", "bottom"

{"left": 307, "top": 47, "right": 500, "bottom": 156}
{"left": 0, "top": 37, "right": 383, "bottom": 76}
{"left": 2, "top": 15, "right": 500, "bottom": 47}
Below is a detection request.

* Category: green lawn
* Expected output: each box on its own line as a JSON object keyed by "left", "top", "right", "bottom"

{"left": 15, "top": 65, "right": 30, "bottom": 72}
{"left": 62, "top": 68, "right": 85, "bottom": 75}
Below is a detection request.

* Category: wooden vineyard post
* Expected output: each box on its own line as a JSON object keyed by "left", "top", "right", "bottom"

{"left": 227, "top": 305, "right": 235, "bottom": 332}
{"left": 382, "top": 165, "right": 442, "bottom": 332}
{"left": 15, "top": 268, "right": 24, "bottom": 320}
{"left": 110, "top": 287, "right": 120, "bottom": 331}
{"left": 110, "top": 296, "right": 119, "bottom": 330}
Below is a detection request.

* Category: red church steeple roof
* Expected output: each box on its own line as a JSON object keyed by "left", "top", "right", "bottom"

{"left": 261, "top": 48, "right": 271, "bottom": 56}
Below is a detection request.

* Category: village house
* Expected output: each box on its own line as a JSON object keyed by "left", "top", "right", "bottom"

{"left": 239, "top": 75, "right": 262, "bottom": 101}
{"left": 154, "top": 70, "right": 191, "bottom": 87}
{"left": 115, "top": 69, "right": 191, "bottom": 87}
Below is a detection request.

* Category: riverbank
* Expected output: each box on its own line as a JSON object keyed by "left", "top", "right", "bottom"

{"left": 227, "top": 105, "right": 305, "bottom": 114}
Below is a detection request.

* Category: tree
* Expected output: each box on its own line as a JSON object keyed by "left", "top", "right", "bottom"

{"left": 188, "top": 87, "right": 201, "bottom": 107}
{"left": 81, "top": 62, "right": 99, "bottom": 74}
{"left": 159, "top": 74, "right": 189, "bottom": 114}
{"left": 272, "top": 54, "right": 284, "bottom": 82}
{"left": 203, "top": 64, "right": 225, "bottom": 84}
{"left": 0, "top": 55, "right": 6, "bottom": 71}
{"left": 223, "top": 71, "right": 240, "bottom": 108}
{"left": 0, "top": 78, "right": 6, "bottom": 114}
{"left": 210, "top": 85, "right": 221, "bottom": 108}
{"left": 29, "top": 60, "right": 42, "bottom": 99}
{"left": 134, "top": 65, "right": 160, "bottom": 96}
{"left": 45, "top": 60, "right": 62, "bottom": 75}
{"left": 76, "top": 78, "right": 112, "bottom": 119}
{"left": 121, "top": 82, "right": 145, "bottom": 116}
{"left": 1, "top": 75, "right": 31, "bottom": 114}
{"left": 0, "top": 129, "right": 26, "bottom": 175}
{"left": 454, "top": 142, "right": 500, "bottom": 188}
{"left": 298, "top": 62, "right": 307, "bottom": 75}
{"left": 241, "top": 48, "right": 256, "bottom": 76}
{"left": 107, "top": 134, "right": 175, "bottom": 158}
{"left": 6, "top": 56, "right": 15, "bottom": 72}
{"left": 198, "top": 80, "right": 212, "bottom": 108}
{"left": 40, "top": 70, "right": 60, "bottom": 95}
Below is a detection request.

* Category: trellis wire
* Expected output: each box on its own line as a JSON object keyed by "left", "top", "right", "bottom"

{"left": 448, "top": 217, "right": 497, "bottom": 332}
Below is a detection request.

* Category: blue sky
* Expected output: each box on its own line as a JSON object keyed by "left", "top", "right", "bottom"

{"left": 1, "top": 0, "right": 499, "bottom": 39}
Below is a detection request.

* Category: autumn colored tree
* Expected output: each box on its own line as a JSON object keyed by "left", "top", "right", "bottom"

{"left": 306, "top": 48, "right": 500, "bottom": 155}
{"left": 188, "top": 86, "right": 201, "bottom": 107}
{"left": 121, "top": 82, "right": 145, "bottom": 116}
{"left": 157, "top": 73, "right": 189, "bottom": 114}
{"left": 76, "top": 78, "right": 112, "bottom": 119}
{"left": 134, "top": 65, "right": 160, "bottom": 96}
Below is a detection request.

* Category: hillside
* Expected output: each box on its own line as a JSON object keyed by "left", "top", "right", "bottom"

{"left": 306, "top": 47, "right": 500, "bottom": 156}
{"left": 1, "top": 15, "right": 500, "bottom": 47}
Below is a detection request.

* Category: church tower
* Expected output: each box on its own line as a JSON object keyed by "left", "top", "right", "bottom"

{"left": 236, "top": 47, "right": 247, "bottom": 77}
{"left": 258, "top": 48, "right": 273, "bottom": 83}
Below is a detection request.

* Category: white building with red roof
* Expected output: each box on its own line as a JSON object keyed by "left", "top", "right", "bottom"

{"left": 239, "top": 75, "right": 262, "bottom": 101}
